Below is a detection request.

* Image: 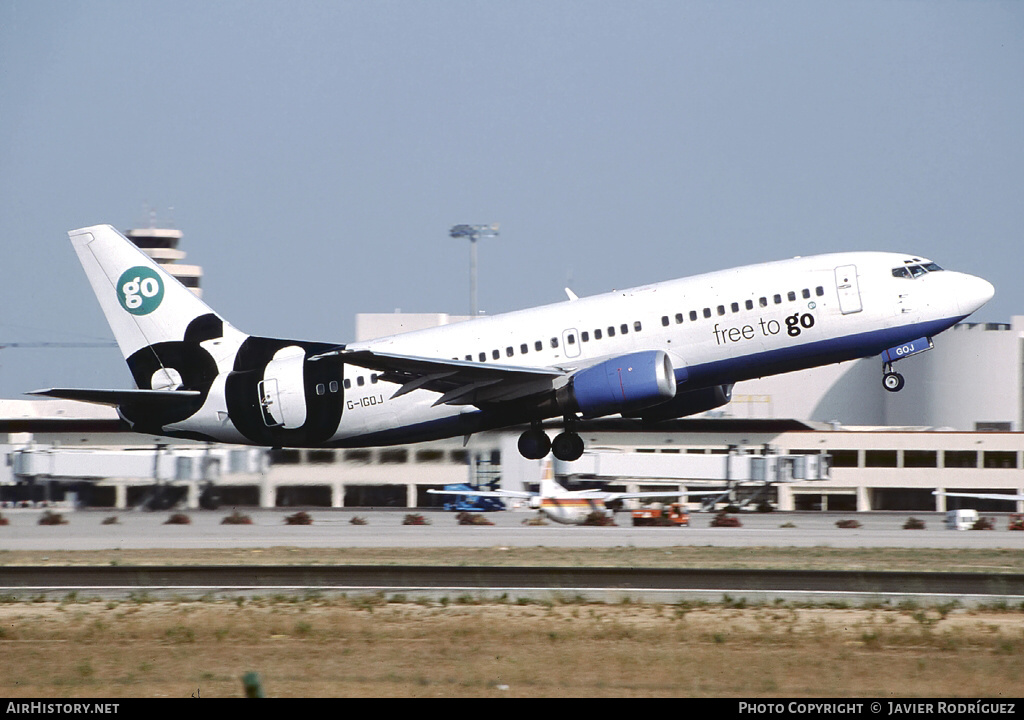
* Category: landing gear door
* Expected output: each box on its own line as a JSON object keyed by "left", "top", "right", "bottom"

{"left": 835, "top": 265, "right": 862, "bottom": 315}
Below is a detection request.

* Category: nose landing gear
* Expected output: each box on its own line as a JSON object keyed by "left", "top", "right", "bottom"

{"left": 880, "top": 337, "right": 933, "bottom": 393}
{"left": 883, "top": 363, "right": 905, "bottom": 393}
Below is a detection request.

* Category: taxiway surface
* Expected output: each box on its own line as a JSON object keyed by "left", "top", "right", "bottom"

{"left": 1, "top": 508, "right": 1022, "bottom": 551}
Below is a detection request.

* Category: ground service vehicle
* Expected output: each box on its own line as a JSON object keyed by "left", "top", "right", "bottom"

{"left": 631, "top": 502, "right": 689, "bottom": 527}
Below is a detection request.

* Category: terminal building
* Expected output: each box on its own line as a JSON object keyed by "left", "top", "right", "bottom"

{"left": 2, "top": 226, "right": 1022, "bottom": 513}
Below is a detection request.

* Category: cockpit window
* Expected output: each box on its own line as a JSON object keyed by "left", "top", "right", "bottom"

{"left": 892, "top": 262, "right": 943, "bottom": 279}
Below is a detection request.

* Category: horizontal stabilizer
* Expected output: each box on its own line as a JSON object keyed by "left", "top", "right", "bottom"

{"left": 28, "top": 388, "right": 202, "bottom": 408}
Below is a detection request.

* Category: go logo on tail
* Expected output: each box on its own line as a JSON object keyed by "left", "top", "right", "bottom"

{"left": 117, "top": 266, "right": 164, "bottom": 315}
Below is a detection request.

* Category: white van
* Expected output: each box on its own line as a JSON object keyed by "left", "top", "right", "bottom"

{"left": 946, "top": 508, "right": 979, "bottom": 530}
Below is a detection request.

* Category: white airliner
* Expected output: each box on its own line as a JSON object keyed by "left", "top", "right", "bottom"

{"left": 429, "top": 463, "right": 722, "bottom": 524}
{"left": 33, "top": 225, "right": 994, "bottom": 463}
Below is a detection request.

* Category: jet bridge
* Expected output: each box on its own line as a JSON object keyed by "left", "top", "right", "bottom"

{"left": 6, "top": 444, "right": 267, "bottom": 509}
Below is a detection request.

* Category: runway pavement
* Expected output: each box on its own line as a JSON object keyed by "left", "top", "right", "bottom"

{"left": 1, "top": 507, "right": 1022, "bottom": 551}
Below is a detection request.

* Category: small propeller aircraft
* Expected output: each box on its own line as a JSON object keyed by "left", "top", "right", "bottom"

{"left": 428, "top": 462, "right": 720, "bottom": 524}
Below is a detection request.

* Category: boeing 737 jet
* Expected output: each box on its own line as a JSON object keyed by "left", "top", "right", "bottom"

{"left": 33, "top": 225, "right": 994, "bottom": 461}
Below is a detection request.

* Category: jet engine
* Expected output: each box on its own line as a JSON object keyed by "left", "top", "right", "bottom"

{"left": 558, "top": 350, "right": 677, "bottom": 418}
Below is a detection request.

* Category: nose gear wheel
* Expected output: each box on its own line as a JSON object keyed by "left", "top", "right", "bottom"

{"left": 883, "top": 371, "right": 905, "bottom": 392}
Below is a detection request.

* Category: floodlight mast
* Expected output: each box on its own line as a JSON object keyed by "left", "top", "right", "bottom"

{"left": 449, "top": 223, "right": 499, "bottom": 318}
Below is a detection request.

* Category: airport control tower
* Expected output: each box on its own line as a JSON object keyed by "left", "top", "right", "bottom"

{"left": 123, "top": 223, "right": 203, "bottom": 297}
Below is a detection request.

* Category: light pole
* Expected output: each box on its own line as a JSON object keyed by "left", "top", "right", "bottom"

{"left": 449, "top": 223, "right": 499, "bottom": 318}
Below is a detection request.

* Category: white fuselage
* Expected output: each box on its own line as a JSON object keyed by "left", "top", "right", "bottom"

{"left": 533, "top": 495, "right": 613, "bottom": 525}
{"left": 318, "top": 252, "right": 984, "bottom": 444}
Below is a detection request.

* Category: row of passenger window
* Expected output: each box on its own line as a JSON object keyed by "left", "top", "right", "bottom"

{"left": 342, "top": 375, "right": 379, "bottom": 390}
{"left": 458, "top": 283, "right": 827, "bottom": 365}
{"left": 460, "top": 321, "right": 646, "bottom": 363}
{"left": 660, "top": 285, "right": 826, "bottom": 327}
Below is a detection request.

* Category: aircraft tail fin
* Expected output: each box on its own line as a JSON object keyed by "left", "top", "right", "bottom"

{"left": 67, "top": 224, "right": 248, "bottom": 391}
{"left": 539, "top": 458, "right": 567, "bottom": 496}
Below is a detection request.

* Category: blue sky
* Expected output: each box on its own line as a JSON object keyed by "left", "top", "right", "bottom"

{"left": 1, "top": 1, "right": 1022, "bottom": 396}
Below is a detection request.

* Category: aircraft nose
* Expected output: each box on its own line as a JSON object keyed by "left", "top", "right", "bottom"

{"left": 956, "top": 273, "right": 995, "bottom": 316}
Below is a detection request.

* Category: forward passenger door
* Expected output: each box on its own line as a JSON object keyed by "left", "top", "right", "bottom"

{"left": 834, "top": 265, "right": 863, "bottom": 315}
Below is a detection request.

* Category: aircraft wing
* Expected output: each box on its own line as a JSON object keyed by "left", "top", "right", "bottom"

{"left": 312, "top": 348, "right": 566, "bottom": 406}
{"left": 426, "top": 489, "right": 534, "bottom": 499}
{"left": 933, "top": 490, "right": 1024, "bottom": 502}
{"left": 601, "top": 489, "right": 728, "bottom": 502}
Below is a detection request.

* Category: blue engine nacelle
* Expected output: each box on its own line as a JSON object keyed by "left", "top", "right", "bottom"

{"left": 561, "top": 350, "right": 677, "bottom": 418}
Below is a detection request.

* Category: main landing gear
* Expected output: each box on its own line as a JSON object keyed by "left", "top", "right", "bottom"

{"left": 518, "top": 421, "right": 585, "bottom": 461}
{"left": 517, "top": 424, "right": 549, "bottom": 459}
{"left": 882, "top": 362, "right": 905, "bottom": 393}
{"left": 551, "top": 430, "right": 585, "bottom": 462}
